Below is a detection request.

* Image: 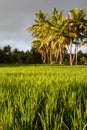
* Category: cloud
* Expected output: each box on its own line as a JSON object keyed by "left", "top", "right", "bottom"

{"left": 0, "top": 0, "right": 87, "bottom": 51}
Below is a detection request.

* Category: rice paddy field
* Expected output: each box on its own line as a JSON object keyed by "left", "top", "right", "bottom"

{"left": 0, "top": 65, "right": 87, "bottom": 130}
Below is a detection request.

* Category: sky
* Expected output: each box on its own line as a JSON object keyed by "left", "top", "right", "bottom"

{"left": 0, "top": 0, "right": 87, "bottom": 52}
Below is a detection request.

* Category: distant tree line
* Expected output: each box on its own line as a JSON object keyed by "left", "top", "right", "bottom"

{"left": 0, "top": 45, "right": 42, "bottom": 64}
{"left": 0, "top": 45, "right": 87, "bottom": 65}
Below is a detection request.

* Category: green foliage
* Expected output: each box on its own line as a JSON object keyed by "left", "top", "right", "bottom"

{"left": 0, "top": 46, "right": 42, "bottom": 64}
{"left": 27, "top": 7, "right": 87, "bottom": 65}
{"left": 0, "top": 65, "right": 87, "bottom": 130}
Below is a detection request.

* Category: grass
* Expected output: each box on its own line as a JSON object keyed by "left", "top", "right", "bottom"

{"left": 0, "top": 65, "right": 87, "bottom": 130}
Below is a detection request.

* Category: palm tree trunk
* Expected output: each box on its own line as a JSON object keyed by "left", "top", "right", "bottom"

{"left": 55, "top": 50, "right": 59, "bottom": 63}
{"left": 50, "top": 50, "right": 52, "bottom": 63}
{"left": 59, "top": 44, "right": 62, "bottom": 64}
{"left": 70, "top": 53, "right": 72, "bottom": 65}
{"left": 42, "top": 52, "right": 46, "bottom": 63}
{"left": 68, "top": 43, "right": 73, "bottom": 66}
{"left": 47, "top": 50, "right": 50, "bottom": 63}
{"left": 72, "top": 45, "right": 76, "bottom": 64}
{"left": 75, "top": 44, "right": 78, "bottom": 65}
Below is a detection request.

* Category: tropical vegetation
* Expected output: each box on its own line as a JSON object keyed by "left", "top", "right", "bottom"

{"left": 1, "top": 7, "right": 87, "bottom": 130}
{"left": 0, "top": 45, "right": 42, "bottom": 64}
{"left": 0, "top": 45, "right": 87, "bottom": 65}
{"left": 27, "top": 8, "right": 87, "bottom": 65}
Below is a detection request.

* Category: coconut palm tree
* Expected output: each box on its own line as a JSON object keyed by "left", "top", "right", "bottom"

{"left": 47, "top": 8, "right": 68, "bottom": 64}
{"left": 28, "top": 8, "right": 66, "bottom": 64}
{"left": 27, "top": 10, "right": 50, "bottom": 63}
{"left": 69, "top": 8, "right": 87, "bottom": 65}
{"left": 27, "top": 8, "right": 87, "bottom": 65}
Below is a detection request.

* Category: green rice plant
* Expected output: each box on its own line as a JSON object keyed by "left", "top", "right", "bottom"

{"left": 0, "top": 65, "right": 87, "bottom": 130}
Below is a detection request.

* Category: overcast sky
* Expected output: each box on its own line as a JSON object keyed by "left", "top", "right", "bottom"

{"left": 0, "top": 0, "right": 87, "bottom": 52}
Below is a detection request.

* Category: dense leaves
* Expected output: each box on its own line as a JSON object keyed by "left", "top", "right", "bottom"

{"left": 0, "top": 45, "right": 87, "bottom": 65}
{"left": 27, "top": 8, "right": 87, "bottom": 65}
{"left": 0, "top": 46, "right": 42, "bottom": 64}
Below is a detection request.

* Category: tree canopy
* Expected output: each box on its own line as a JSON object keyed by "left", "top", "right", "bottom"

{"left": 27, "top": 8, "right": 87, "bottom": 65}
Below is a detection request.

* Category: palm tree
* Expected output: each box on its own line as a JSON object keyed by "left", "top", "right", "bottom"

{"left": 64, "top": 12, "right": 77, "bottom": 65}
{"left": 27, "top": 10, "right": 49, "bottom": 63}
{"left": 27, "top": 8, "right": 87, "bottom": 65}
{"left": 47, "top": 8, "right": 67, "bottom": 64}
{"left": 27, "top": 8, "right": 65, "bottom": 64}
{"left": 69, "top": 8, "right": 87, "bottom": 65}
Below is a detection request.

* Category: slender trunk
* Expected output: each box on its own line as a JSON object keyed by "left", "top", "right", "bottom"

{"left": 59, "top": 44, "right": 62, "bottom": 64}
{"left": 75, "top": 45, "right": 78, "bottom": 65}
{"left": 70, "top": 53, "right": 72, "bottom": 65}
{"left": 42, "top": 52, "right": 46, "bottom": 63}
{"left": 50, "top": 50, "right": 52, "bottom": 63}
{"left": 47, "top": 50, "right": 50, "bottom": 63}
{"left": 67, "top": 43, "right": 73, "bottom": 66}
{"left": 55, "top": 49, "right": 59, "bottom": 63}
{"left": 72, "top": 45, "right": 76, "bottom": 64}
{"left": 62, "top": 50, "right": 65, "bottom": 64}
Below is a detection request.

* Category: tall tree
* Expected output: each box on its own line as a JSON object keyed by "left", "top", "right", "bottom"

{"left": 46, "top": 8, "right": 67, "bottom": 64}
{"left": 27, "top": 8, "right": 87, "bottom": 65}
{"left": 69, "top": 8, "right": 87, "bottom": 65}
{"left": 27, "top": 10, "right": 49, "bottom": 63}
